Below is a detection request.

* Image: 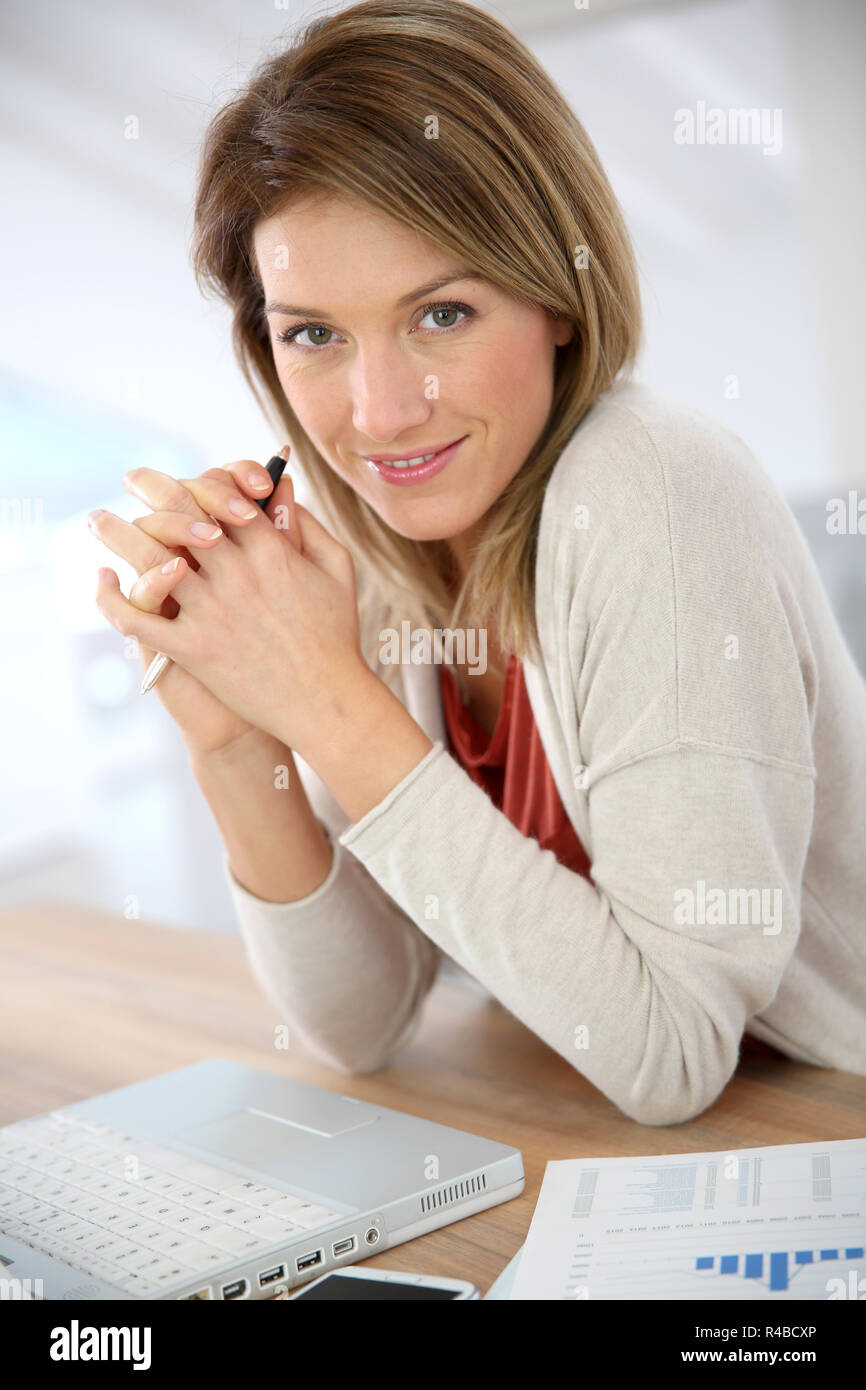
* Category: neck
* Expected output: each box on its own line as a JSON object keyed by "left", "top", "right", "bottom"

{"left": 441, "top": 526, "right": 507, "bottom": 673}
{"left": 446, "top": 519, "right": 484, "bottom": 587}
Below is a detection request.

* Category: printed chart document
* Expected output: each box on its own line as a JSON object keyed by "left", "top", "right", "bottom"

{"left": 509, "top": 1138, "right": 865, "bottom": 1300}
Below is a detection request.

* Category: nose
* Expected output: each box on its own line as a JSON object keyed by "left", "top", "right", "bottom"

{"left": 349, "top": 340, "right": 434, "bottom": 445}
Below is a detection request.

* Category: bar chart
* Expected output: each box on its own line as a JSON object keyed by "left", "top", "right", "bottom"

{"left": 695, "top": 1245, "right": 865, "bottom": 1292}
{"left": 510, "top": 1138, "right": 866, "bottom": 1299}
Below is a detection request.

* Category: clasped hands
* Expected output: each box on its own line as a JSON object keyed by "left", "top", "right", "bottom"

{"left": 89, "top": 453, "right": 369, "bottom": 761}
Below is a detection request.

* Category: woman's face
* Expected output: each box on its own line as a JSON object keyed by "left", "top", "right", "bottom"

{"left": 252, "top": 193, "right": 572, "bottom": 568}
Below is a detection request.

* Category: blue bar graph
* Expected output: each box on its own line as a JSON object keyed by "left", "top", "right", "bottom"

{"left": 695, "top": 1247, "right": 864, "bottom": 1292}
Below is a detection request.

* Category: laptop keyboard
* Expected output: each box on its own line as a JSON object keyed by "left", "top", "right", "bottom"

{"left": 0, "top": 1109, "right": 346, "bottom": 1296}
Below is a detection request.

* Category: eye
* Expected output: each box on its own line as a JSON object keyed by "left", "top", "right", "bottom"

{"left": 415, "top": 300, "right": 474, "bottom": 333}
{"left": 275, "top": 323, "right": 337, "bottom": 350}
{"left": 273, "top": 298, "right": 475, "bottom": 353}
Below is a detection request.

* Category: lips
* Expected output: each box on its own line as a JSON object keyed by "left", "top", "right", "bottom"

{"left": 364, "top": 438, "right": 460, "bottom": 466}
{"left": 364, "top": 435, "right": 467, "bottom": 487}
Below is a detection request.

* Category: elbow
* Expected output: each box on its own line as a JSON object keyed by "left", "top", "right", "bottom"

{"left": 313, "top": 970, "right": 434, "bottom": 1076}
{"left": 621, "top": 1094, "right": 721, "bottom": 1127}
{"left": 616, "top": 1076, "right": 731, "bottom": 1127}
{"left": 591, "top": 1019, "right": 739, "bottom": 1128}
{"left": 292, "top": 1010, "right": 428, "bottom": 1079}
{"left": 305, "top": 1040, "right": 405, "bottom": 1077}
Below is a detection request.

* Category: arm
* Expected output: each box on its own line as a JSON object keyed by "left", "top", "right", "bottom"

{"left": 187, "top": 490, "right": 443, "bottom": 1074}
{"left": 332, "top": 738, "right": 813, "bottom": 1124}
{"left": 190, "top": 731, "right": 333, "bottom": 903}
{"left": 92, "top": 454, "right": 443, "bottom": 1073}
{"left": 195, "top": 706, "right": 442, "bottom": 1075}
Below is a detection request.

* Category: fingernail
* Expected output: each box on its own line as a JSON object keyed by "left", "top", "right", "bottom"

{"left": 190, "top": 521, "right": 223, "bottom": 539}
{"left": 248, "top": 472, "right": 270, "bottom": 489}
{"left": 88, "top": 510, "right": 104, "bottom": 527}
{"left": 161, "top": 557, "right": 181, "bottom": 574}
{"left": 229, "top": 498, "right": 258, "bottom": 518}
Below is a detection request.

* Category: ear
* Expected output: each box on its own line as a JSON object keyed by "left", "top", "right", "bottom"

{"left": 551, "top": 312, "right": 575, "bottom": 348}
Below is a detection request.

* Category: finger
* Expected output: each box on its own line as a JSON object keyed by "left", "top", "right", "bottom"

{"left": 189, "top": 451, "right": 296, "bottom": 530}
{"left": 128, "top": 555, "right": 186, "bottom": 646}
{"left": 123, "top": 466, "right": 260, "bottom": 531}
{"left": 95, "top": 567, "right": 185, "bottom": 657}
{"left": 131, "top": 522, "right": 200, "bottom": 576}
{"left": 128, "top": 555, "right": 188, "bottom": 611}
{"left": 265, "top": 475, "right": 302, "bottom": 552}
{"left": 122, "top": 468, "right": 212, "bottom": 521}
{"left": 291, "top": 502, "right": 355, "bottom": 580}
{"left": 89, "top": 508, "right": 222, "bottom": 576}
{"left": 198, "top": 458, "right": 283, "bottom": 503}
{"left": 131, "top": 509, "right": 225, "bottom": 553}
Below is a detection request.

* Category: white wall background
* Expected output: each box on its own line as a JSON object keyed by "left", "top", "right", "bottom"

{"left": 1, "top": 0, "right": 863, "bottom": 931}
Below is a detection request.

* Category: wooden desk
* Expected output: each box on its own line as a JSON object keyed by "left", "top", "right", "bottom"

{"left": 2, "top": 901, "right": 864, "bottom": 1297}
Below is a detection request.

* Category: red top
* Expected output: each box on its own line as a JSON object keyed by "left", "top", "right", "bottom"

{"left": 439, "top": 654, "right": 592, "bottom": 880}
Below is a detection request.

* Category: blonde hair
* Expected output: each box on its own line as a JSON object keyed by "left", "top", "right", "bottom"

{"left": 191, "top": 0, "right": 642, "bottom": 676}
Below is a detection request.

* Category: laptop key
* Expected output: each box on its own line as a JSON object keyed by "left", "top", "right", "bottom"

{"left": 285, "top": 1204, "right": 339, "bottom": 1230}
{"left": 143, "top": 1230, "right": 194, "bottom": 1257}
{"left": 227, "top": 1184, "right": 295, "bottom": 1209}
{"left": 160, "top": 1157, "right": 235, "bottom": 1190}
{"left": 1, "top": 1194, "right": 45, "bottom": 1219}
{"left": 89, "top": 1235, "right": 136, "bottom": 1259}
{"left": 0, "top": 1159, "right": 32, "bottom": 1181}
{"left": 148, "top": 1259, "right": 193, "bottom": 1285}
{"left": 114, "top": 1271, "right": 158, "bottom": 1294}
{"left": 17, "top": 1226, "right": 61, "bottom": 1255}
{"left": 75, "top": 1171, "right": 122, "bottom": 1195}
{"left": 180, "top": 1191, "right": 224, "bottom": 1215}
{"left": 214, "top": 1177, "right": 277, "bottom": 1201}
{"left": 235, "top": 1214, "right": 294, "bottom": 1243}
{"left": 0, "top": 1220, "right": 28, "bottom": 1240}
{"left": 206, "top": 1197, "right": 250, "bottom": 1223}
{"left": 113, "top": 1248, "right": 166, "bottom": 1274}
{"left": 203, "top": 1224, "right": 266, "bottom": 1255}
{"left": 179, "top": 1214, "right": 229, "bottom": 1242}
{"left": 56, "top": 1219, "right": 99, "bottom": 1242}
{"left": 145, "top": 1173, "right": 195, "bottom": 1198}
{"left": 163, "top": 1239, "right": 227, "bottom": 1268}
{"left": 262, "top": 1195, "right": 314, "bottom": 1220}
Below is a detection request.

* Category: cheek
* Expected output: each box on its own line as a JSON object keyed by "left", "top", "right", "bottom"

{"left": 505, "top": 324, "right": 556, "bottom": 397}
{"left": 456, "top": 327, "right": 554, "bottom": 421}
{"left": 276, "top": 362, "right": 331, "bottom": 433}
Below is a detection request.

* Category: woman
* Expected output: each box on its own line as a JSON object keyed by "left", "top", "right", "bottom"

{"left": 90, "top": 0, "right": 866, "bottom": 1124}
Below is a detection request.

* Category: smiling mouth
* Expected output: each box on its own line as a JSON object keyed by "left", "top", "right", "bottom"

{"left": 363, "top": 438, "right": 463, "bottom": 469}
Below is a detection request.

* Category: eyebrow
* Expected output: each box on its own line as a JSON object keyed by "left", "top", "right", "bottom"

{"left": 263, "top": 270, "right": 490, "bottom": 319}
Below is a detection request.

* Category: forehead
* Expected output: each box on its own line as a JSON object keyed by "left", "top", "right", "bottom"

{"left": 252, "top": 191, "right": 453, "bottom": 284}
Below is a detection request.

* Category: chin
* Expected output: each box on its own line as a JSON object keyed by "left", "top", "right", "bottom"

{"left": 373, "top": 502, "right": 472, "bottom": 544}
{"left": 378, "top": 518, "right": 454, "bottom": 543}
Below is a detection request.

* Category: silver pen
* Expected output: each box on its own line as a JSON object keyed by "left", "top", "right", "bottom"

{"left": 140, "top": 449, "right": 289, "bottom": 694}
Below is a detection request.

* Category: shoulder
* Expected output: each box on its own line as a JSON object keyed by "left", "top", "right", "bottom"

{"left": 536, "top": 379, "right": 802, "bottom": 592}
{"left": 540, "top": 379, "right": 770, "bottom": 529}
{"left": 532, "top": 380, "right": 818, "bottom": 772}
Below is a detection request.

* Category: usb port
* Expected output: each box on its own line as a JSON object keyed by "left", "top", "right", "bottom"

{"left": 221, "top": 1278, "right": 249, "bottom": 1301}
{"left": 258, "top": 1263, "right": 287, "bottom": 1287}
{"left": 332, "top": 1237, "right": 356, "bottom": 1258}
{"left": 296, "top": 1249, "right": 324, "bottom": 1272}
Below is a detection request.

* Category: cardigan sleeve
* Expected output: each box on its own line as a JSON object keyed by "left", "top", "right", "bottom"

{"left": 336, "top": 740, "right": 814, "bottom": 1125}
{"left": 222, "top": 497, "right": 443, "bottom": 1074}
{"left": 223, "top": 821, "right": 441, "bottom": 1074}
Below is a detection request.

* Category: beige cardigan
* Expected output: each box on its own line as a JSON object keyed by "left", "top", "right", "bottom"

{"left": 224, "top": 380, "right": 866, "bottom": 1125}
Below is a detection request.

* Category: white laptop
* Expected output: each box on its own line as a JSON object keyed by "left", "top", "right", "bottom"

{"left": 0, "top": 1059, "right": 523, "bottom": 1300}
